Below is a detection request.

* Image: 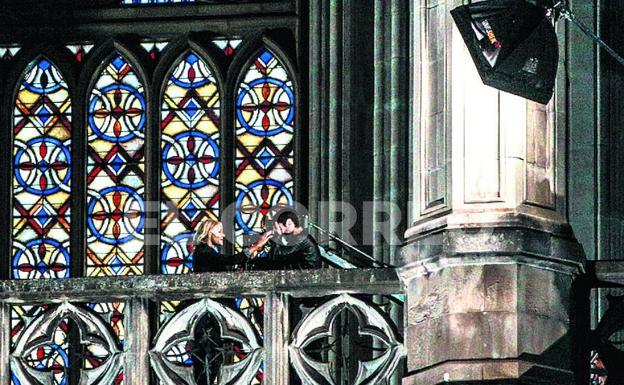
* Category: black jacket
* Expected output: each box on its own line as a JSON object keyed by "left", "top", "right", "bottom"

{"left": 192, "top": 244, "right": 247, "bottom": 272}
{"left": 251, "top": 234, "right": 321, "bottom": 270}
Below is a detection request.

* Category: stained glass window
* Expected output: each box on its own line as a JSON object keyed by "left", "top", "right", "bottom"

{"left": 160, "top": 52, "right": 221, "bottom": 275}
{"left": 86, "top": 54, "right": 146, "bottom": 277}
{"left": 234, "top": 49, "right": 295, "bottom": 245}
{"left": 12, "top": 58, "right": 72, "bottom": 280}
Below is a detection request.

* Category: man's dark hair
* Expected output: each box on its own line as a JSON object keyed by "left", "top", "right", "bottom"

{"left": 275, "top": 210, "right": 300, "bottom": 227}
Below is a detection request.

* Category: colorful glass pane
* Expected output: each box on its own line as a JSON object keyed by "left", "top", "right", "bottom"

{"left": 12, "top": 58, "right": 71, "bottom": 279}
{"left": 160, "top": 300, "right": 182, "bottom": 324}
{"left": 11, "top": 305, "right": 48, "bottom": 348}
{"left": 211, "top": 38, "right": 242, "bottom": 57}
{"left": 234, "top": 49, "right": 295, "bottom": 245}
{"left": 65, "top": 43, "right": 94, "bottom": 63}
{"left": 161, "top": 52, "right": 220, "bottom": 275}
{"left": 86, "top": 54, "right": 146, "bottom": 276}
{"left": 1, "top": 45, "right": 21, "bottom": 60}
{"left": 140, "top": 39, "right": 169, "bottom": 61}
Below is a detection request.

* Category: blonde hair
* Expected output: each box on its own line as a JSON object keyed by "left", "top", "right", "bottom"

{"left": 193, "top": 219, "right": 222, "bottom": 247}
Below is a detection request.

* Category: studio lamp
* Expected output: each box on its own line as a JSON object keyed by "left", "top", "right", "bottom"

{"left": 451, "top": 0, "right": 624, "bottom": 104}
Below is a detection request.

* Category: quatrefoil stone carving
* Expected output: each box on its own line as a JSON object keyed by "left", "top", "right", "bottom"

{"left": 10, "top": 302, "right": 122, "bottom": 385}
{"left": 289, "top": 294, "right": 405, "bottom": 385}
{"left": 149, "top": 298, "right": 263, "bottom": 385}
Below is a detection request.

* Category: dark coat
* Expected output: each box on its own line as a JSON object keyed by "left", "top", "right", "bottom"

{"left": 251, "top": 234, "right": 321, "bottom": 270}
{"left": 192, "top": 244, "right": 247, "bottom": 272}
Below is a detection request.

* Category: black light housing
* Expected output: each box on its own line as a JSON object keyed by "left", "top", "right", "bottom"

{"left": 451, "top": 0, "right": 558, "bottom": 104}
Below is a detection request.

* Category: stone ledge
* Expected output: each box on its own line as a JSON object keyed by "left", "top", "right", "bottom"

{"left": 402, "top": 359, "right": 575, "bottom": 385}
{"left": 405, "top": 311, "right": 570, "bottom": 370}
{"left": 0, "top": 268, "right": 401, "bottom": 303}
{"left": 400, "top": 213, "right": 585, "bottom": 277}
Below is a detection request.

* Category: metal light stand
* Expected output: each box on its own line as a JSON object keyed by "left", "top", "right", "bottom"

{"left": 553, "top": 1, "right": 624, "bottom": 67}
{"left": 308, "top": 222, "right": 394, "bottom": 268}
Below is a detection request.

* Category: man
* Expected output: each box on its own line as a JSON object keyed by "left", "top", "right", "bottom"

{"left": 252, "top": 210, "right": 321, "bottom": 270}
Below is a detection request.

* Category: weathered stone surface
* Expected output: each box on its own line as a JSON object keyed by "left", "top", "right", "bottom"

{"left": 517, "top": 264, "right": 572, "bottom": 322}
{"left": 0, "top": 268, "right": 401, "bottom": 303}
{"left": 401, "top": 213, "right": 584, "bottom": 271}
{"left": 406, "top": 311, "right": 519, "bottom": 369}
{"left": 399, "top": 213, "right": 583, "bottom": 385}
{"left": 401, "top": 359, "right": 574, "bottom": 385}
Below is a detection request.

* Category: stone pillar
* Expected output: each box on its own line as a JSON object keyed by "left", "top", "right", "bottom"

{"left": 400, "top": 0, "right": 587, "bottom": 384}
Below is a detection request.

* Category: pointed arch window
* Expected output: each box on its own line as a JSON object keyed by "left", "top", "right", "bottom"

{"left": 12, "top": 58, "right": 72, "bottom": 280}
{"left": 160, "top": 51, "right": 221, "bottom": 274}
{"left": 86, "top": 54, "right": 147, "bottom": 277}
{"left": 234, "top": 48, "right": 295, "bottom": 245}
{"left": 11, "top": 57, "right": 73, "bottom": 385}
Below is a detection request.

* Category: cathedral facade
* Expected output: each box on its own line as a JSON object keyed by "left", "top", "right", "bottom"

{"left": 0, "top": 1, "right": 618, "bottom": 384}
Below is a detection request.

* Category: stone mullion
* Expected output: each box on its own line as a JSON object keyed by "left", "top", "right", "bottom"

{"left": 388, "top": 3, "right": 409, "bottom": 384}
{"left": 144, "top": 60, "right": 160, "bottom": 276}
{"left": 372, "top": 0, "right": 387, "bottom": 263}
{"left": 0, "top": 61, "right": 11, "bottom": 280}
{"left": 388, "top": 0, "right": 409, "bottom": 267}
{"left": 382, "top": 1, "right": 393, "bottom": 267}
{"left": 68, "top": 321, "right": 82, "bottom": 385}
{"left": 0, "top": 302, "right": 10, "bottom": 385}
{"left": 307, "top": 0, "right": 323, "bottom": 232}
{"left": 309, "top": 0, "right": 332, "bottom": 244}
{"left": 72, "top": 64, "right": 87, "bottom": 279}
{"left": 221, "top": 62, "right": 235, "bottom": 255}
{"left": 340, "top": 0, "right": 352, "bottom": 242}
{"left": 263, "top": 292, "right": 290, "bottom": 385}
{"left": 327, "top": 0, "right": 343, "bottom": 248}
{"left": 319, "top": 0, "right": 331, "bottom": 239}
{"left": 123, "top": 298, "right": 151, "bottom": 385}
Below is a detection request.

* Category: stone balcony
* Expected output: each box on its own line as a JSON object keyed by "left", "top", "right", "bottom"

{"left": 0, "top": 268, "right": 405, "bottom": 385}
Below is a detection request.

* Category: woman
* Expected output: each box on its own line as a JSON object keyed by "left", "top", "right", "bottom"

{"left": 192, "top": 219, "right": 270, "bottom": 272}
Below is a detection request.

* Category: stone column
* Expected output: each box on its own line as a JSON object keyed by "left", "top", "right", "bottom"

{"left": 400, "top": 0, "right": 587, "bottom": 384}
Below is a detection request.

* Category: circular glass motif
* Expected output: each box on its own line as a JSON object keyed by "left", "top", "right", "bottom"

{"left": 12, "top": 238, "right": 70, "bottom": 279}
{"left": 161, "top": 232, "right": 194, "bottom": 275}
{"left": 14, "top": 137, "right": 71, "bottom": 195}
{"left": 236, "top": 77, "right": 295, "bottom": 137}
{"left": 235, "top": 179, "right": 293, "bottom": 233}
{"left": 88, "top": 84, "right": 146, "bottom": 143}
{"left": 87, "top": 186, "right": 145, "bottom": 245}
{"left": 162, "top": 131, "right": 219, "bottom": 189}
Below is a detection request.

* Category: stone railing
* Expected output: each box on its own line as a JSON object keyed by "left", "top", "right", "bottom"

{"left": 0, "top": 269, "right": 404, "bottom": 385}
